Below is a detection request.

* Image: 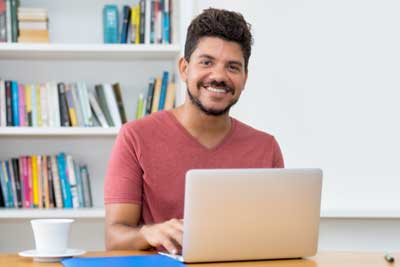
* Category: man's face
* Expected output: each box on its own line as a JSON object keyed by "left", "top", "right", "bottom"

{"left": 179, "top": 36, "right": 248, "bottom": 116}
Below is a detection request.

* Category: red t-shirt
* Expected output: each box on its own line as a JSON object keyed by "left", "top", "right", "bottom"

{"left": 104, "top": 110, "right": 284, "bottom": 225}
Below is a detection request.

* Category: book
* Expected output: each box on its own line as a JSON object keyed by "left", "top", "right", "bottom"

{"left": 46, "top": 155, "right": 55, "bottom": 208}
{"left": 3, "top": 161, "right": 14, "bottom": 207}
{"left": 40, "top": 84, "right": 48, "bottom": 127}
{"left": 36, "top": 155, "right": 42, "bottom": 208}
{"left": 20, "top": 156, "right": 30, "bottom": 208}
{"left": 56, "top": 153, "right": 72, "bottom": 208}
{"left": 10, "top": 0, "right": 18, "bottom": 42}
{"left": 71, "top": 83, "right": 84, "bottom": 127}
{"left": 80, "top": 165, "right": 92, "bottom": 207}
{"left": 0, "top": 0, "right": 6, "bottom": 42}
{"left": 103, "top": 83, "right": 121, "bottom": 127}
{"left": 77, "top": 82, "right": 92, "bottom": 127}
{"left": 103, "top": 5, "right": 119, "bottom": 44}
{"left": 136, "top": 93, "right": 144, "bottom": 119}
{"left": 151, "top": 78, "right": 162, "bottom": 113}
{"left": 95, "top": 84, "right": 114, "bottom": 126}
{"left": 112, "top": 83, "right": 127, "bottom": 124}
{"left": 158, "top": 71, "right": 169, "bottom": 110}
{"left": 30, "top": 84, "right": 37, "bottom": 127}
{"left": 7, "top": 159, "right": 17, "bottom": 207}
{"left": 145, "top": 78, "right": 155, "bottom": 115}
{"left": 88, "top": 88, "right": 109, "bottom": 128}
{"left": 50, "top": 155, "right": 63, "bottom": 208}
{"left": 65, "top": 84, "right": 78, "bottom": 127}
{"left": 145, "top": 0, "right": 151, "bottom": 44}
{"left": 25, "top": 84, "right": 32, "bottom": 126}
{"left": 57, "top": 82, "right": 71, "bottom": 127}
{"left": 35, "top": 84, "right": 42, "bottom": 126}
{"left": 0, "top": 80, "right": 6, "bottom": 126}
{"left": 31, "top": 155, "right": 38, "bottom": 207}
{"left": 120, "top": 5, "right": 131, "bottom": 43}
{"left": 162, "top": 0, "right": 170, "bottom": 44}
{"left": 11, "top": 80, "right": 19, "bottom": 126}
{"left": 74, "top": 161, "right": 84, "bottom": 207}
{"left": 18, "top": 83, "right": 26, "bottom": 126}
{"left": 11, "top": 158, "right": 22, "bottom": 208}
{"left": 0, "top": 161, "right": 8, "bottom": 207}
{"left": 130, "top": 4, "right": 140, "bottom": 44}
{"left": 5, "top": 81, "right": 12, "bottom": 126}
{"left": 5, "top": 0, "right": 10, "bottom": 42}
{"left": 164, "top": 81, "right": 176, "bottom": 110}
{"left": 26, "top": 156, "right": 33, "bottom": 207}
{"left": 42, "top": 155, "right": 50, "bottom": 208}
{"left": 66, "top": 155, "right": 79, "bottom": 208}
{"left": 18, "top": 21, "right": 47, "bottom": 30}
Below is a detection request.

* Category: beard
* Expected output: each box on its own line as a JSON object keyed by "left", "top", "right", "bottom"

{"left": 186, "top": 86, "right": 239, "bottom": 117}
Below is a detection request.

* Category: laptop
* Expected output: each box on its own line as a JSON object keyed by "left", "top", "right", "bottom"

{"left": 160, "top": 168, "right": 323, "bottom": 263}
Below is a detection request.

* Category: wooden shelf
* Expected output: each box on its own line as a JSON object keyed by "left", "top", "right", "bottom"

{"left": 0, "top": 43, "right": 181, "bottom": 60}
{"left": 0, "top": 208, "right": 105, "bottom": 219}
{"left": 0, "top": 127, "right": 120, "bottom": 136}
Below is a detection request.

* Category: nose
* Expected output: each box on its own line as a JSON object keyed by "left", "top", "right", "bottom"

{"left": 208, "top": 63, "right": 228, "bottom": 83}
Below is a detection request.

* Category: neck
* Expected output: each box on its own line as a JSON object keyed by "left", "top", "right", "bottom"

{"left": 173, "top": 102, "right": 231, "bottom": 135}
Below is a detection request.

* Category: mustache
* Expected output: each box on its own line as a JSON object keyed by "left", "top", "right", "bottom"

{"left": 197, "top": 80, "right": 234, "bottom": 95}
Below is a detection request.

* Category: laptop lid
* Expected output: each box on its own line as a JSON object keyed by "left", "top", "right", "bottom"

{"left": 181, "top": 168, "right": 323, "bottom": 263}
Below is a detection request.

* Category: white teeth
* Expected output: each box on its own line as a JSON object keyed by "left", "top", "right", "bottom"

{"left": 205, "top": 86, "right": 226, "bottom": 93}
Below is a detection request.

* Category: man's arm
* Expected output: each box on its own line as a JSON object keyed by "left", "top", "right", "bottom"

{"left": 105, "top": 203, "right": 184, "bottom": 254}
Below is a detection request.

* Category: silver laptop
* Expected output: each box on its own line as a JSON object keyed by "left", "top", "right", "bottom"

{"left": 160, "top": 168, "right": 323, "bottom": 263}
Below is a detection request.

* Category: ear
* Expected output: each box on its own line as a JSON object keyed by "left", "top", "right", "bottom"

{"left": 178, "top": 57, "right": 188, "bottom": 82}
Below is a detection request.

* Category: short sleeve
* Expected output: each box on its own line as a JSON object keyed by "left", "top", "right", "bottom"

{"left": 272, "top": 137, "right": 284, "bottom": 168}
{"left": 104, "top": 124, "right": 143, "bottom": 204}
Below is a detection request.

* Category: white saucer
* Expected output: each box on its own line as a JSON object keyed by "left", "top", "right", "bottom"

{"left": 19, "top": 248, "right": 86, "bottom": 262}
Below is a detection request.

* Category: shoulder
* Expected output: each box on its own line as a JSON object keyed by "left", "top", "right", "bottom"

{"left": 121, "top": 110, "right": 171, "bottom": 136}
{"left": 233, "top": 118, "right": 277, "bottom": 143}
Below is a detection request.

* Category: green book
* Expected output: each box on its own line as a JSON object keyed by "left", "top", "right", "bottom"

{"left": 135, "top": 93, "right": 144, "bottom": 119}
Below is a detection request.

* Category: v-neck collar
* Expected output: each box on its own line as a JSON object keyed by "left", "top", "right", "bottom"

{"left": 165, "top": 110, "right": 236, "bottom": 152}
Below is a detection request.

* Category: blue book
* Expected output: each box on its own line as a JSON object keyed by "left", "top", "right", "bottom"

{"left": 74, "top": 161, "right": 84, "bottom": 208}
{"left": 4, "top": 161, "right": 14, "bottom": 208}
{"left": 163, "top": 0, "right": 170, "bottom": 43}
{"left": 0, "top": 161, "right": 10, "bottom": 208}
{"left": 56, "top": 153, "right": 72, "bottom": 208}
{"left": 158, "top": 71, "right": 169, "bottom": 110}
{"left": 120, "top": 6, "right": 131, "bottom": 43}
{"left": 62, "top": 254, "right": 186, "bottom": 267}
{"left": 103, "top": 5, "right": 119, "bottom": 44}
{"left": 11, "top": 81, "right": 19, "bottom": 126}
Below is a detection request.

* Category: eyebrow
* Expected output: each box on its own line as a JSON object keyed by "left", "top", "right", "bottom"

{"left": 198, "top": 54, "right": 243, "bottom": 67}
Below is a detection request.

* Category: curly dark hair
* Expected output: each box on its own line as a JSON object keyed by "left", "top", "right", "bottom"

{"left": 184, "top": 8, "right": 253, "bottom": 72}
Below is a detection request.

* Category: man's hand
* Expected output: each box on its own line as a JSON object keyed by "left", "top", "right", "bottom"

{"left": 139, "top": 218, "right": 184, "bottom": 255}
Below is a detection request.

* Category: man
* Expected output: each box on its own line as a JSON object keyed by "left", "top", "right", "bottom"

{"left": 104, "top": 8, "right": 284, "bottom": 254}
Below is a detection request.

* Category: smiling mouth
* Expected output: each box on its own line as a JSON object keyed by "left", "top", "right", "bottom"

{"left": 200, "top": 84, "right": 234, "bottom": 95}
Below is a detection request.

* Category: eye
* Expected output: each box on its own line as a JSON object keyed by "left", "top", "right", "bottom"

{"left": 200, "top": 60, "right": 212, "bottom": 66}
{"left": 228, "top": 65, "right": 240, "bottom": 72}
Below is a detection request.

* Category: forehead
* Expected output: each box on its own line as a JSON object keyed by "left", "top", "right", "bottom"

{"left": 191, "top": 36, "right": 244, "bottom": 63}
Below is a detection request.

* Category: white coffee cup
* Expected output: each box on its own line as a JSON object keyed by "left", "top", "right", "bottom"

{"left": 31, "top": 219, "right": 74, "bottom": 254}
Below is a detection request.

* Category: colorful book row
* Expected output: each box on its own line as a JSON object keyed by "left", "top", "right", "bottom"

{"left": 104, "top": 0, "right": 172, "bottom": 44}
{"left": 0, "top": 153, "right": 93, "bottom": 209}
{"left": 0, "top": 80, "right": 127, "bottom": 128}
{"left": 136, "top": 71, "right": 175, "bottom": 119}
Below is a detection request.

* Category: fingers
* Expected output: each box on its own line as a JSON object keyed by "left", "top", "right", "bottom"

{"left": 140, "top": 218, "right": 184, "bottom": 254}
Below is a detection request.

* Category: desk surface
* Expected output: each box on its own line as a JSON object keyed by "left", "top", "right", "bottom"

{"left": 0, "top": 250, "right": 398, "bottom": 267}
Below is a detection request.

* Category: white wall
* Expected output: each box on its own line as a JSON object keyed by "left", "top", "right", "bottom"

{"left": 195, "top": 0, "right": 400, "bottom": 251}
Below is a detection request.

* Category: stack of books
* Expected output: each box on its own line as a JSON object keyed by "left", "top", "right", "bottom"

{"left": 0, "top": 153, "right": 93, "bottom": 209}
{"left": 136, "top": 71, "right": 175, "bottom": 119}
{"left": 0, "top": 80, "right": 127, "bottom": 128}
{"left": 17, "top": 7, "right": 49, "bottom": 43}
{"left": 103, "top": 0, "right": 172, "bottom": 44}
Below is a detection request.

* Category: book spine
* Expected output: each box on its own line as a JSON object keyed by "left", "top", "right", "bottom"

{"left": 5, "top": 81, "right": 12, "bottom": 126}
{"left": 151, "top": 78, "right": 162, "bottom": 113}
{"left": 136, "top": 93, "right": 144, "bottom": 119}
{"left": 5, "top": 0, "right": 11, "bottom": 42}
{"left": 0, "top": 0, "right": 6, "bottom": 42}
{"left": 120, "top": 5, "right": 131, "bottom": 43}
{"left": 104, "top": 83, "right": 121, "bottom": 127}
{"left": 12, "top": 158, "right": 22, "bottom": 208}
{"left": 18, "top": 156, "right": 26, "bottom": 207}
{"left": 81, "top": 165, "right": 92, "bottom": 207}
{"left": 66, "top": 155, "right": 79, "bottom": 208}
{"left": 40, "top": 84, "right": 48, "bottom": 127}
{"left": 74, "top": 161, "right": 84, "bottom": 207}
{"left": 31, "top": 84, "right": 37, "bottom": 127}
{"left": 46, "top": 155, "right": 55, "bottom": 208}
{"left": 46, "top": 82, "right": 54, "bottom": 127}
{"left": 95, "top": 84, "right": 114, "bottom": 126}
{"left": 31, "top": 155, "right": 38, "bottom": 207}
{"left": 145, "top": 0, "right": 151, "bottom": 44}
{"left": 35, "top": 84, "right": 42, "bottom": 127}
{"left": 88, "top": 88, "right": 109, "bottom": 128}
{"left": 164, "top": 81, "right": 176, "bottom": 110}
{"left": 150, "top": 0, "right": 156, "bottom": 44}
{"left": 18, "top": 84, "right": 26, "bottom": 126}
{"left": 11, "top": 81, "right": 19, "bottom": 126}
{"left": 162, "top": 0, "right": 170, "bottom": 44}
{"left": 24, "top": 85, "right": 32, "bottom": 126}
{"left": 71, "top": 83, "right": 84, "bottom": 127}
{"left": 26, "top": 156, "right": 33, "bottom": 207}
{"left": 65, "top": 84, "right": 78, "bottom": 127}
{"left": 158, "top": 71, "right": 169, "bottom": 110}
{"left": 0, "top": 163, "right": 4, "bottom": 207}
{"left": 37, "top": 155, "right": 42, "bottom": 208}
{"left": 103, "top": 5, "right": 119, "bottom": 44}
{"left": 56, "top": 153, "right": 72, "bottom": 208}
{"left": 3, "top": 161, "right": 13, "bottom": 207}
{"left": 42, "top": 155, "right": 50, "bottom": 208}
{"left": 50, "top": 82, "right": 60, "bottom": 127}
{"left": 145, "top": 78, "right": 155, "bottom": 115}
{"left": 0, "top": 161, "right": 9, "bottom": 207}
{"left": 57, "top": 82, "right": 70, "bottom": 127}
{"left": 50, "top": 155, "right": 63, "bottom": 208}
{"left": 112, "top": 83, "right": 127, "bottom": 123}
{"left": 0, "top": 80, "right": 6, "bottom": 126}
{"left": 10, "top": 0, "right": 16, "bottom": 42}
{"left": 7, "top": 160, "right": 17, "bottom": 207}
{"left": 139, "top": 0, "right": 145, "bottom": 43}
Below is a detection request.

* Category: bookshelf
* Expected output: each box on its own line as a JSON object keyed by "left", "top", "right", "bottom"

{"left": 0, "top": 0, "right": 194, "bottom": 252}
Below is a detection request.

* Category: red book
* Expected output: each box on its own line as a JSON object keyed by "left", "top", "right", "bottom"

{"left": 20, "top": 156, "right": 30, "bottom": 208}
{"left": 18, "top": 84, "right": 26, "bottom": 126}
